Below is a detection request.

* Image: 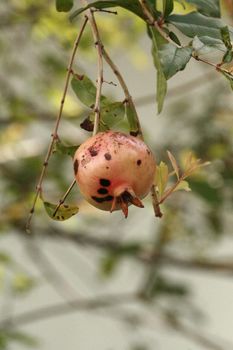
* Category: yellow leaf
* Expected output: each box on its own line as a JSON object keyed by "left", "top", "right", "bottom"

{"left": 167, "top": 150, "right": 179, "bottom": 179}
{"left": 155, "top": 161, "right": 169, "bottom": 198}
{"left": 174, "top": 180, "right": 191, "bottom": 192}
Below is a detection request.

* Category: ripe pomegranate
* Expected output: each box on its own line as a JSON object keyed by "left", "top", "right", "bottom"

{"left": 73, "top": 131, "right": 156, "bottom": 217}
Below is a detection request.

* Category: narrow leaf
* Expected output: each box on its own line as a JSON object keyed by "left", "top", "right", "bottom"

{"left": 186, "top": 0, "right": 220, "bottom": 18}
{"left": 56, "top": 0, "right": 73, "bottom": 12}
{"left": 163, "top": 0, "right": 174, "bottom": 17}
{"left": 167, "top": 150, "right": 179, "bottom": 179}
{"left": 149, "top": 27, "right": 168, "bottom": 113}
{"left": 155, "top": 161, "right": 169, "bottom": 198}
{"left": 174, "top": 180, "right": 191, "bottom": 192}
{"left": 125, "top": 103, "right": 139, "bottom": 136}
{"left": 43, "top": 201, "right": 79, "bottom": 221}
{"left": 220, "top": 26, "right": 233, "bottom": 63}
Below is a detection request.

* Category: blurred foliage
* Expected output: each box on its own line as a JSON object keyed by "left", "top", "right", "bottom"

{"left": 0, "top": 0, "right": 233, "bottom": 349}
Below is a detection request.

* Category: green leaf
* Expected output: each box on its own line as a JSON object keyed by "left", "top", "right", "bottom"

{"left": 43, "top": 201, "right": 79, "bottom": 221}
{"left": 87, "top": 102, "right": 125, "bottom": 131}
{"left": 221, "top": 26, "right": 232, "bottom": 50}
{"left": 54, "top": 140, "right": 79, "bottom": 157}
{"left": 70, "top": 1, "right": 146, "bottom": 21}
{"left": 56, "top": 0, "right": 73, "bottom": 12}
{"left": 149, "top": 27, "right": 168, "bottom": 113}
{"left": 155, "top": 161, "right": 169, "bottom": 198}
{"left": 163, "top": 0, "right": 174, "bottom": 17}
{"left": 174, "top": 180, "right": 191, "bottom": 192}
{"left": 192, "top": 35, "right": 225, "bottom": 55}
{"left": 159, "top": 43, "right": 193, "bottom": 79}
{"left": 125, "top": 103, "right": 139, "bottom": 136}
{"left": 169, "top": 12, "right": 226, "bottom": 39}
{"left": 220, "top": 26, "right": 233, "bottom": 63}
{"left": 71, "top": 74, "right": 109, "bottom": 108}
{"left": 186, "top": 0, "right": 220, "bottom": 18}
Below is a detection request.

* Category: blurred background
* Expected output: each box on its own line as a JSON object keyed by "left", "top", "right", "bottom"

{"left": 0, "top": 1, "right": 233, "bottom": 349}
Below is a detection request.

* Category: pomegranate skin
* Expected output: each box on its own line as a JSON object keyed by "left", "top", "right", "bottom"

{"left": 73, "top": 131, "right": 156, "bottom": 214}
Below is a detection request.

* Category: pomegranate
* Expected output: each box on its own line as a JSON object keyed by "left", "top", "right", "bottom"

{"left": 73, "top": 131, "right": 156, "bottom": 217}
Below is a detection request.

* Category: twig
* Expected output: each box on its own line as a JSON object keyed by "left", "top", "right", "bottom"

{"left": 21, "top": 229, "right": 233, "bottom": 276}
{"left": 81, "top": 2, "right": 104, "bottom": 136}
{"left": 26, "top": 17, "right": 88, "bottom": 233}
{"left": 0, "top": 292, "right": 136, "bottom": 328}
{"left": 150, "top": 185, "right": 163, "bottom": 217}
{"left": 101, "top": 47, "right": 144, "bottom": 139}
{"left": 52, "top": 179, "right": 76, "bottom": 217}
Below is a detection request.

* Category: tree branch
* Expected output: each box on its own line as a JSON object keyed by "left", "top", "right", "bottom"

{"left": 26, "top": 17, "right": 88, "bottom": 233}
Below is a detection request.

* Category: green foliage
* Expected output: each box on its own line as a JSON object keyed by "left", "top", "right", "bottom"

{"left": 163, "top": 0, "right": 174, "bottom": 18}
{"left": 149, "top": 27, "right": 168, "bottom": 113}
{"left": 186, "top": 0, "right": 220, "bottom": 18}
{"left": 168, "top": 12, "right": 225, "bottom": 39}
{"left": 43, "top": 200, "right": 79, "bottom": 221}
{"left": 159, "top": 44, "right": 193, "bottom": 79}
{"left": 53, "top": 139, "right": 79, "bottom": 157}
{"left": 70, "top": 1, "right": 146, "bottom": 21}
{"left": 56, "top": 0, "right": 73, "bottom": 12}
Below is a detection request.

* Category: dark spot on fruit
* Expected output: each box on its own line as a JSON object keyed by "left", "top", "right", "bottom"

{"left": 92, "top": 195, "right": 113, "bottom": 203}
{"left": 106, "top": 166, "right": 109, "bottom": 169}
{"left": 56, "top": 216, "right": 60, "bottom": 220}
{"left": 98, "top": 188, "right": 108, "bottom": 195}
{"left": 130, "top": 130, "right": 139, "bottom": 137}
{"left": 73, "top": 159, "right": 79, "bottom": 175}
{"left": 61, "top": 216, "right": 64, "bottom": 220}
{"left": 100, "top": 178, "right": 111, "bottom": 187}
{"left": 137, "top": 159, "right": 142, "bottom": 166}
{"left": 147, "top": 149, "right": 151, "bottom": 155}
{"left": 104, "top": 153, "right": 111, "bottom": 160}
{"left": 88, "top": 146, "right": 98, "bottom": 157}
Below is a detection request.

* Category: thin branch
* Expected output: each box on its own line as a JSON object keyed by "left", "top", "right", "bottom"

{"left": 101, "top": 47, "right": 144, "bottom": 139}
{"left": 0, "top": 292, "right": 136, "bottom": 328}
{"left": 81, "top": 2, "right": 104, "bottom": 136}
{"left": 26, "top": 17, "right": 88, "bottom": 233}
{"left": 21, "top": 229, "right": 233, "bottom": 276}
{"left": 52, "top": 179, "right": 76, "bottom": 217}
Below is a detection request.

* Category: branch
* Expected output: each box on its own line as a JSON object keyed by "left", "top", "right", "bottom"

{"left": 0, "top": 292, "right": 136, "bottom": 328}
{"left": 26, "top": 17, "right": 88, "bottom": 233}
{"left": 80, "top": 2, "right": 103, "bottom": 136}
{"left": 20, "top": 229, "right": 233, "bottom": 276}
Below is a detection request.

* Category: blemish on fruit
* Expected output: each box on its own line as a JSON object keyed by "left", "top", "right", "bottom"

{"left": 73, "top": 159, "right": 79, "bottom": 175}
{"left": 88, "top": 146, "right": 98, "bottom": 157}
{"left": 98, "top": 188, "right": 109, "bottom": 195}
{"left": 92, "top": 195, "right": 113, "bottom": 203}
{"left": 100, "top": 178, "right": 111, "bottom": 187}
{"left": 104, "top": 153, "right": 111, "bottom": 160}
{"left": 137, "top": 159, "right": 142, "bottom": 166}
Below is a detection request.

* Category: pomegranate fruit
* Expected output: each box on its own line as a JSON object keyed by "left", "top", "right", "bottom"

{"left": 73, "top": 131, "right": 156, "bottom": 217}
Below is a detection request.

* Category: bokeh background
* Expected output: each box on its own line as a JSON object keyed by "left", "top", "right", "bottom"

{"left": 1, "top": 1, "right": 233, "bottom": 349}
